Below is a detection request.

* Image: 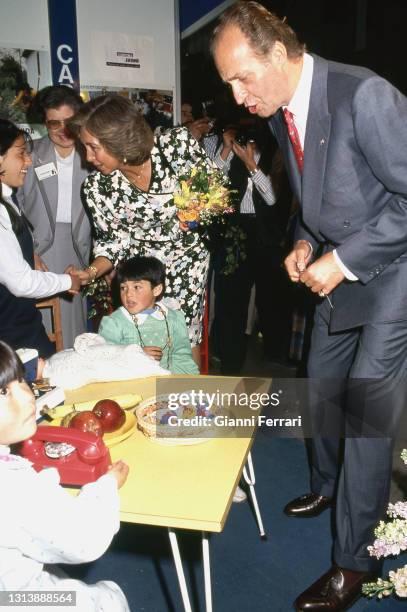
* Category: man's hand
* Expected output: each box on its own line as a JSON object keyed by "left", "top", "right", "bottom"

{"left": 188, "top": 118, "right": 212, "bottom": 141}
{"left": 300, "top": 251, "right": 345, "bottom": 294}
{"left": 222, "top": 127, "right": 237, "bottom": 149}
{"left": 284, "top": 240, "right": 313, "bottom": 282}
{"left": 232, "top": 140, "right": 257, "bottom": 171}
{"left": 34, "top": 253, "right": 48, "bottom": 272}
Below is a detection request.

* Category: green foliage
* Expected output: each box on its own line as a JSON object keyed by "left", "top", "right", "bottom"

{"left": 0, "top": 54, "right": 30, "bottom": 122}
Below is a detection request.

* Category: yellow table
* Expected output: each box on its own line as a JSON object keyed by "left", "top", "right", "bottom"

{"left": 65, "top": 377, "right": 265, "bottom": 611}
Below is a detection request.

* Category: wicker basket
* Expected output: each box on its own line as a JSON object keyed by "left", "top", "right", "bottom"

{"left": 135, "top": 394, "right": 215, "bottom": 446}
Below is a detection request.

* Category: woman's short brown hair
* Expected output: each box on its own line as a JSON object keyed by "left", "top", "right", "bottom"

{"left": 68, "top": 94, "right": 154, "bottom": 165}
{"left": 211, "top": 1, "right": 305, "bottom": 60}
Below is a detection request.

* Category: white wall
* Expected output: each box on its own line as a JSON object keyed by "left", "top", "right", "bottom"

{"left": 26, "top": 51, "right": 52, "bottom": 91}
{"left": 76, "top": 0, "right": 178, "bottom": 92}
{"left": 0, "top": 0, "right": 49, "bottom": 51}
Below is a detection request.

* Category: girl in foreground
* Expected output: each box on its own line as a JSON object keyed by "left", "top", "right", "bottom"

{"left": 0, "top": 340, "right": 130, "bottom": 611}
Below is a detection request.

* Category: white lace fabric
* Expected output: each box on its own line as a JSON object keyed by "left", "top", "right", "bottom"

{"left": 43, "top": 333, "right": 170, "bottom": 389}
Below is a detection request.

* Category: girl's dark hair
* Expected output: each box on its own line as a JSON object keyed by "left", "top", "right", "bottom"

{"left": 0, "top": 119, "right": 33, "bottom": 234}
{"left": 112, "top": 256, "right": 166, "bottom": 305}
{"left": 0, "top": 341, "right": 24, "bottom": 390}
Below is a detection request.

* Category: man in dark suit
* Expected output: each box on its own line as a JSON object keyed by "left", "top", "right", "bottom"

{"left": 212, "top": 2, "right": 407, "bottom": 610}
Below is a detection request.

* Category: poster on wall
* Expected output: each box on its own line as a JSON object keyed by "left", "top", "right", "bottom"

{"left": 90, "top": 31, "right": 154, "bottom": 87}
{"left": 80, "top": 87, "right": 173, "bottom": 130}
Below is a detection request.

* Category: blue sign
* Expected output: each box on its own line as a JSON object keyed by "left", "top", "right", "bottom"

{"left": 47, "top": 0, "right": 80, "bottom": 91}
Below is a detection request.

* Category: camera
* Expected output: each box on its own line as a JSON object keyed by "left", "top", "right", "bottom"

{"left": 235, "top": 127, "right": 257, "bottom": 146}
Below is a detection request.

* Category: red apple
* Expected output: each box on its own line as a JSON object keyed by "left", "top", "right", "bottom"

{"left": 92, "top": 399, "right": 126, "bottom": 433}
{"left": 69, "top": 411, "right": 104, "bottom": 437}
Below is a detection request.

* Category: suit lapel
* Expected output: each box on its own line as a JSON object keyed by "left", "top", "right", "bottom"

{"left": 301, "top": 55, "right": 331, "bottom": 234}
{"left": 34, "top": 137, "right": 58, "bottom": 228}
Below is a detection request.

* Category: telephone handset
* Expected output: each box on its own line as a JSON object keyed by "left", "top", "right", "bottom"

{"left": 18, "top": 426, "right": 111, "bottom": 486}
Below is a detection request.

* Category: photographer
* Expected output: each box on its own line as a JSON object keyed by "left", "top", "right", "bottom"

{"left": 212, "top": 121, "right": 292, "bottom": 374}
{"left": 180, "top": 101, "right": 214, "bottom": 143}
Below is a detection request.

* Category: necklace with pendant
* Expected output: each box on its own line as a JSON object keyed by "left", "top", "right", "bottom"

{"left": 131, "top": 305, "right": 172, "bottom": 369}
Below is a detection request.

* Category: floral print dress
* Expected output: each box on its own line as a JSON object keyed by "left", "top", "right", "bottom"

{"left": 84, "top": 127, "right": 214, "bottom": 346}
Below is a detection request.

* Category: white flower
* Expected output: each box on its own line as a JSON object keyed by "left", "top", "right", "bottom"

{"left": 390, "top": 567, "right": 407, "bottom": 598}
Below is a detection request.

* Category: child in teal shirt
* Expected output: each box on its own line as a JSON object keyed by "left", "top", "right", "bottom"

{"left": 99, "top": 256, "right": 199, "bottom": 375}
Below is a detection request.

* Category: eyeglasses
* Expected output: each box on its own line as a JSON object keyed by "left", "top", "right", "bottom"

{"left": 45, "top": 119, "right": 70, "bottom": 131}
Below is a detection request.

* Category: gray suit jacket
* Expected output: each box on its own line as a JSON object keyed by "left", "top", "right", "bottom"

{"left": 270, "top": 54, "right": 407, "bottom": 331}
{"left": 20, "top": 136, "right": 91, "bottom": 267}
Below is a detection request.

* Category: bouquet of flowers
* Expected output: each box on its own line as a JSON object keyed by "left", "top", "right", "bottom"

{"left": 174, "top": 164, "right": 235, "bottom": 230}
{"left": 363, "top": 449, "right": 407, "bottom": 600}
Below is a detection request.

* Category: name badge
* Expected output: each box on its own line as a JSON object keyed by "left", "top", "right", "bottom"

{"left": 35, "top": 162, "right": 57, "bottom": 181}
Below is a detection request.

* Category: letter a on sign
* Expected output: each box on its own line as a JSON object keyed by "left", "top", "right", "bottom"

{"left": 48, "top": 0, "right": 80, "bottom": 90}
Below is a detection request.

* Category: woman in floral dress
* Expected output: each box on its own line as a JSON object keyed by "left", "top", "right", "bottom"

{"left": 69, "top": 95, "right": 214, "bottom": 364}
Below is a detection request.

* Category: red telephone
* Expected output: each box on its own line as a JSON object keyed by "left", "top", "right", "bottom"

{"left": 18, "top": 426, "right": 111, "bottom": 486}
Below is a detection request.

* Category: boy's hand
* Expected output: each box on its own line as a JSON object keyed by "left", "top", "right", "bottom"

{"left": 143, "top": 346, "right": 163, "bottom": 361}
{"left": 108, "top": 460, "right": 129, "bottom": 488}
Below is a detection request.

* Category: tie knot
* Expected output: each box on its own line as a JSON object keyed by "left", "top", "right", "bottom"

{"left": 283, "top": 108, "right": 294, "bottom": 125}
{"left": 282, "top": 108, "right": 303, "bottom": 173}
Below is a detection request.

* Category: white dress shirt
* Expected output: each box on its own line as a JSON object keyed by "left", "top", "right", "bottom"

{"left": 286, "top": 53, "right": 358, "bottom": 281}
{"left": 0, "top": 183, "right": 71, "bottom": 297}
{"left": 55, "top": 148, "right": 74, "bottom": 223}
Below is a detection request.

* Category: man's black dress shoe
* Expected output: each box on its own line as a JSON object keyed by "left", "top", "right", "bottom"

{"left": 295, "top": 565, "right": 377, "bottom": 611}
{"left": 284, "top": 493, "right": 332, "bottom": 517}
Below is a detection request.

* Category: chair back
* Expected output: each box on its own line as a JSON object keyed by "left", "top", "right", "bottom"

{"left": 36, "top": 297, "right": 63, "bottom": 352}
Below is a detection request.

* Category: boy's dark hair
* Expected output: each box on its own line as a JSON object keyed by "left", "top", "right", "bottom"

{"left": 0, "top": 341, "right": 24, "bottom": 390}
{"left": 115, "top": 256, "right": 166, "bottom": 301}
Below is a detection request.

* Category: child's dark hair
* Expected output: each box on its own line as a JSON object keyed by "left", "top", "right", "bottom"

{"left": 114, "top": 256, "right": 166, "bottom": 303}
{"left": 0, "top": 341, "right": 24, "bottom": 390}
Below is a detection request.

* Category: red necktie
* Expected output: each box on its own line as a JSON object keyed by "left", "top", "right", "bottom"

{"left": 283, "top": 108, "right": 304, "bottom": 173}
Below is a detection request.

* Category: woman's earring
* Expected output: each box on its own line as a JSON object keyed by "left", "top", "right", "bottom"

{"left": 123, "top": 157, "right": 127, "bottom": 164}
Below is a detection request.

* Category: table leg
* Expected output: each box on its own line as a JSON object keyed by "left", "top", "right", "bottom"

{"left": 168, "top": 528, "right": 192, "bottom": 612}
{"left": 202, "top": 531, "right": 212, "bottom": 612}
{"left": 243, "top": 451, "right": 267, "bottom": 538}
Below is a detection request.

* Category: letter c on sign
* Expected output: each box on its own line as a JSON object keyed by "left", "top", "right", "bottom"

{"left": 57, "top": 44, "right": 73, "bottom": 64}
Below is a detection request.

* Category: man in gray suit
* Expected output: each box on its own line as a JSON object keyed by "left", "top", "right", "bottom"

{"left": 213, "top": 2, "right": 407, "bottom": 610}
{"left": 21, "top": 86, "right": 91, "bottom": 349}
